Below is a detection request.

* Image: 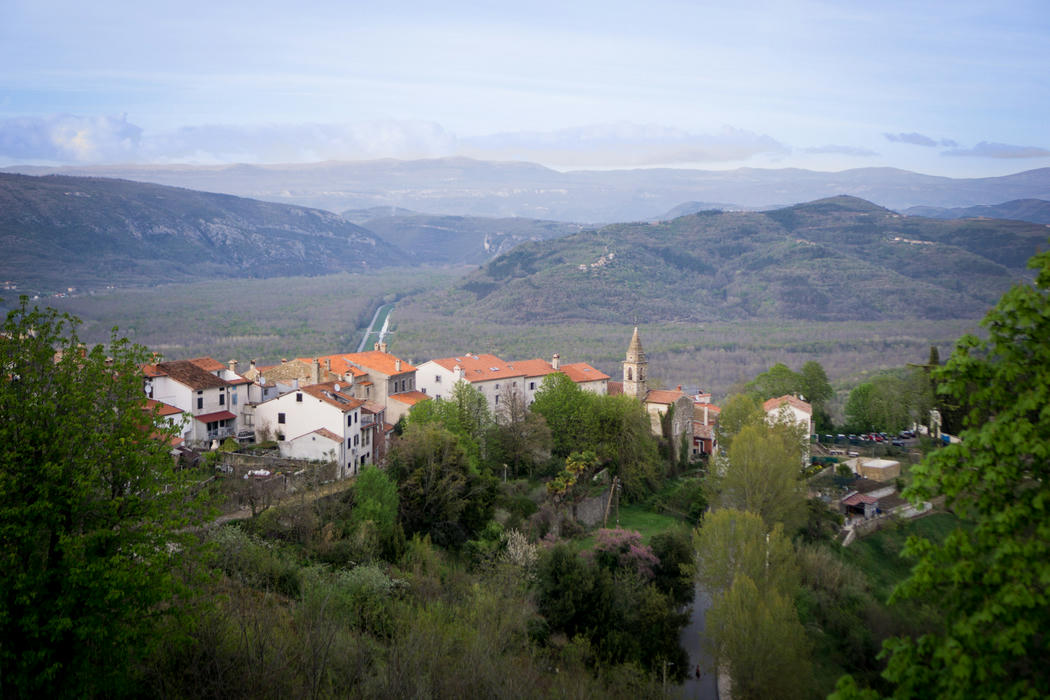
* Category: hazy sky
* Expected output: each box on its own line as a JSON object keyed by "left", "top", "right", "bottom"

{"left": 2, "top": 0, "right": 1048, "bottom": 176}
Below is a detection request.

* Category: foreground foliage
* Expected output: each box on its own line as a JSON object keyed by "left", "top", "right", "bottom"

{"left": 0, "top": 300, "right": 207, "bottom": 696}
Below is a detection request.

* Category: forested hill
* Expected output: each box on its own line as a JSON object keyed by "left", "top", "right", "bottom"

{"left": 344, "top": 211, "right": 585, "bottom": 265}
{"left": 415, "top": 195, "right": 1049, "bottom": 323}
{"left": 903, "top": 198, "right": 1050, "bottom": 225}
{"left": 0, "top": 173, "right": 404, "bottom": 293}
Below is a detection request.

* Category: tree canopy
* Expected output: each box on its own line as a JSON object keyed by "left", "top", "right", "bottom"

{"left": 0, "top": 300, "right": 206, "bottom": 696}
{"left": 869, "top": 249, "right": 1050, "bottom": 697}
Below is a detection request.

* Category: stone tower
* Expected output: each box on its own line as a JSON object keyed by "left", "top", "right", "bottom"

{"left": 623, "top": 326, "right": 648, "bottom": 399}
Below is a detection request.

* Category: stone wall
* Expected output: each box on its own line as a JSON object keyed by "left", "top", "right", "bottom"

{"left": 574, "top": 489, "right": 612, "bottom": 527}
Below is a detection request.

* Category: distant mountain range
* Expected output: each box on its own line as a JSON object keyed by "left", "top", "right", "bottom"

{"left": 412, "top": 195, "right": 1049, "bottom": 324}
{"left": 903, "top": 198, "right": 1050, "bottom": 225}
{"left": 6, "top": 158, "right": 1050, "bottom": 222}
{"left": 0, "top": 173, "right": 401, "bottom": 293}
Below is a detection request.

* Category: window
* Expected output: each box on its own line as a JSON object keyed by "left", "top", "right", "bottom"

{"left": 277, "top": 433, "right": 285, "bottom": 442}
{"left": 353, "top": 435, "right": 359, "bottom": 446}
{"left": 435, "top": 375, "right": 441, "bottom": 383}
{"left": 495, "top": 395, "right": 500, "bottom": 404}
{"left": 354, "top": 412, "right": 358, "bottom": 424}
{"left": 197, "top": 397, "right": 203, "bottom": 410}
{"left": 296, "top": 392, "right": 303, "bottom": 402}
{"left": 495, "top": 383, "right": 500, "bottom": 390}
{"left": 348, "top": 414, "right": 353, "bottom": 427}
{"left": 529, "top": 382, "right": 535, "bottom": 391}
{"left": 277, "top": 412, "right": 286, "bottom": 424}
{"left": 348, "top": 438, "right": 352, "bottom": 448}
{"left": 219, "top": 393, "right": 225, "bottom": 406}
{"left": 232, "top": 393, "right": 238, "bottom": 406}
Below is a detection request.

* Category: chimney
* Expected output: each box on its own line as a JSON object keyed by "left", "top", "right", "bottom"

{"left": 552, "top": 353, "right": 560, "bottom": 370}
{"left": 324, "top": 358, "right": 331, "bottom": 372}
{"left": 395, "top": 358, "right": 402, "bottom": 372}
{"left": 281, "top": 358, "right": 287, "bottom": 364}
{"left": 677, "top": 385, "right": 682, "bottom": 392}
{"left": 228, "top": 359, "right": 238, "bottom": 373}
{"left": 380, "top": 341, "right": 388, "bottom": 353}
{"left": 454, "top": 364, "right": 465, "bottom": 381}
{"left": 374, "top": 342, "right": 380, "bottom": 351}
{"left": 704, "top": 405, "right": 709, "bottom": 425}
{"left": 249, "top": 359, "right": 257, "bottom": 371}
{"left": 311, "top": 358, "right": 320, "bottom": 384}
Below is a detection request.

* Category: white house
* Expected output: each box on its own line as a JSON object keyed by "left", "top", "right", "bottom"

{"left": 144, "top": 359, "right": 241, "bottom": 446}
{"left": 763, "top": 394, "right": 814, "bottom": 435}
{"left": 253, "top": 381, "right": 367, "bottom": 479}
{"left": 416, "top": 353, "right": 527, "bottom": 413}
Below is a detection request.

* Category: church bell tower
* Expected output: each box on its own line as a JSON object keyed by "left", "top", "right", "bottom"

{"left": 623, "top": 327, "right": 648, "bottom": 399}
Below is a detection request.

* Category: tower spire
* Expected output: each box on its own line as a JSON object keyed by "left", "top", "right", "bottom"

{"left": 623, "top": 327, "right": 648, "bottom": 399}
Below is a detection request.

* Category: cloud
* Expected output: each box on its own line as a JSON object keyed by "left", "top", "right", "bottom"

{"left": 143, "top": 121, "right": 458, "bottom": 164}
{"left": 941, "top": 141, "right": 1050, "bottom": 159}
{"left": 0, "top": 114, "right": 141, "bottom": 162}
{"left": 459, "top": 124, "right": 787, "bottom": 167}
{"left": 882, "top": 131, "right": 957, "bottom": 148}
{"left": 803, "top": 144, "right": 878, "bottom": 156}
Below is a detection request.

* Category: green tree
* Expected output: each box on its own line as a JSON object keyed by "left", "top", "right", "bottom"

{"left": 350, "top": 465, "right": 404, "bottom": 560}
{"left": 704, "top": 574, "right": 811, "bottom": 700}
{"left": 714, "top": 393, "right": 764, "bottom": 454}
{"left": 0, "top": 300, "right": 207, "bottom": 696}
{"left": 799, "top": 360, "right": 833, "bottom": 406}
{"left": 405, "top": 381, "right": 493, "bottom": 470}
{"left": 530, "top": 372, "right": 590, "bottom": 457}
{"left": 844, "top": 375, "right": 911, "bottom": 433}
{"left": 693, "top": 508, "right": 797, "bottom": 596}
{"left": 387, "top": 423, "right": 498, "bottom": 548}
{"left": 717, "top": 422, "right": 807, "bottom": 532}
{"left": 746, "top": 362, "right": 802, "bottom": 400}
{"left": 872, "top": 249, "right": 1050, "bottom": 697}
{"left": 489, "top": 384, "right": 552, "bottom": 478}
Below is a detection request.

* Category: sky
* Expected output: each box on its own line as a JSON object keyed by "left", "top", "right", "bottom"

{"left": 1, "top": 0, "right": 1048, "bottom": 176}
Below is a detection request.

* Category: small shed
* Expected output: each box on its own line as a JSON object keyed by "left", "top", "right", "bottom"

{"left": 847, "top": 457, "right": 901, "bottom": 482}
{"left": 842, "top": 492, "right": 878, "bottom": 519}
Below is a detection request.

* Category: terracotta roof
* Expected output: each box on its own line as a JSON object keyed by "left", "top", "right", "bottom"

{"left": 144, "top": 398, "right": 183, "bottom": 417}
{"left": 692, "top": 423, "right": 715, "bottom": 440}
{"left": 290, "top": 427, "right": 342, "bottom": 443}
{"left": 301, "top": 382, "right": 365, "bottom": 413}
{"left": 188, "top": 357, "right": 225, "bottom": 372}
{"left": 560, "top": 362, "right": 610, "bottom": 383}
{"left": 763, "top": 394, "right": 813, "bottom": 415}
{"left": 304, "top": 351, "right": 415, "bottom": 378}
{"left": 607, "top": 381, "right": 624, "bottom": 396}
{"left": 142, "top": 364, "right": 165, "bottom": 378}
{"left": 194, "top": 410, "right": 236, "bottom": 423}
{"left": 361, "top": 401, "right": 386, "bottom": 414}
{"left": 842, "top": 492, "right": 878, "bottom": 507}
{"left": 645, "top": 388, "right": 688, "bottom": 405}
{"left": 153, "top": 360, "right": 230, "bottom": 390}
{"left": 427, "top": 354, "right": 526, "bottom": 382}
{"left": 510, "top": 358, "right": 559, "bottom": 378}
{"left": 389, "top": 390, "right": 430, "bottom": 406}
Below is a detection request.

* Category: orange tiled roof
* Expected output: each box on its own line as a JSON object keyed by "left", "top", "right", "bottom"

{"left": 301, "top": 382, "right": 365, "bottom": 413}
{"left": 763, "top": 394, "right": 812, "bottom": 415}
{"left": 304, "top": 351, "right": 415, "bottom": 378}
{"left": 188, "top": 357, "right": 225, "bottom": 372}
{"left": 509, "top": 358, "right": 559, "bottom": 378}
{"left": 429, "top": 354, "right": 527, "bottom": 382}
{"left": 290, "top": 427, "right": 342, "bottom": 443}
{"left": 389, "top": 390, "right": 430, "bottom": 406}
{"left": 645, "top": 388, "right": 687, "bottom": 405}
{"left": 560, "top": 362, "right": 610, "bottom": 383}
{"left": 144, "top": 398, "right": 183, "bottom": 417}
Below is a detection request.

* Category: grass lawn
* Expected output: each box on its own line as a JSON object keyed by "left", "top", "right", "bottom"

{"left": 838, "top": 511, "right": 965, "bottom": 602}
{"left": 572, "top": 504, "right": 685, "bottom": 551}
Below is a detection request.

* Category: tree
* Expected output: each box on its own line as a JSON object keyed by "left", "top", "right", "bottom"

{"left": 745, "top": 362, "right": 802, "bottom": 400}
{"left": 405, "top": 381, "right": 492, "bottom": 470}
{"left": 530, "top": 372, "right": 590, "bottom": 457}
{"left": 489, "top": 384, "right": 551, "bottom": 478}
{"left": 871, "top": 249, "right": 1050, "bottom": 697}
{"left": 693, "top": 508, "right": 797, "bottom": 596}
{"left": 0, "top": 300, "right": 206, "bottom": 696}
{"left": 704, "top": 574, "right": 811, "bottom": 700}
{"left": 717, "top": 422, "right": 807, "bottom": 532}
{"left": 350, "top": 466, "right": 404, "bottom": 560}
{"left": 386, "top": 423, "right": 498, "bottom": 548}
{"left": 844, "top": 376, "right": 911, "bottom": 433}
{"left": 714, "top": 393, "right": 764, "bottom": 454}
{"left": 799, "top": 360, "right": 833, "bottom": 406}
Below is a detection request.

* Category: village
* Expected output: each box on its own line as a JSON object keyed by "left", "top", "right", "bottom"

{"left": 142, "top": 326, "right": 928, "bottom": 538}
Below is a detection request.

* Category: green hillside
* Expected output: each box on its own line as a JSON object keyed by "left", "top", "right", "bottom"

{"left": 0, "top": 173, "right": 404, "bottom": 294}
{"left": 416, "top": 196, "right": 1048, "bottom": 323}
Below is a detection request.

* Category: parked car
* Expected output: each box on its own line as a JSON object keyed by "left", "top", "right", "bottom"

{"left": 892, "top": 439, "right": 905, "bottom": 447}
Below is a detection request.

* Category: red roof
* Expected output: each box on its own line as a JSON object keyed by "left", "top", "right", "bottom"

{"left": 510, "top": 358, "right": 559, "bottom": 378}
{"left": 607, "top": 381, "right": 624, "bottom": 396}
{"left": 194, "top": 410, "right": 236, "bottom": 423}
{"left": 144, "top": 398, "right": 183, "bottom": 417}
{"left": 301, "top": 382, "right": 365, "bottom": 413}
{"left": 390, "top": 390, "right": 430, "bottom": 406}
{"left": 763, "top": 394, "right": 812, "bottom": 415}
{"left": 188, "top": 357, "right": 225, "bottom": 372}
{"left": 645, "top": 388, "right": 688, "bottom": 405}
{"left": 560, "top": 362, "right": 610, "bottom": 383}
{"left": 428, "top": 354, "right": 526, "bottom": 382}
{"left": 290, "top": 427, "right": 342, "bottom": 443}
{"left": 302, "top": 351, "right": 415, "bottom": 378}
{"left": 842, "top": 492, "right": 877, "bottom": 506}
